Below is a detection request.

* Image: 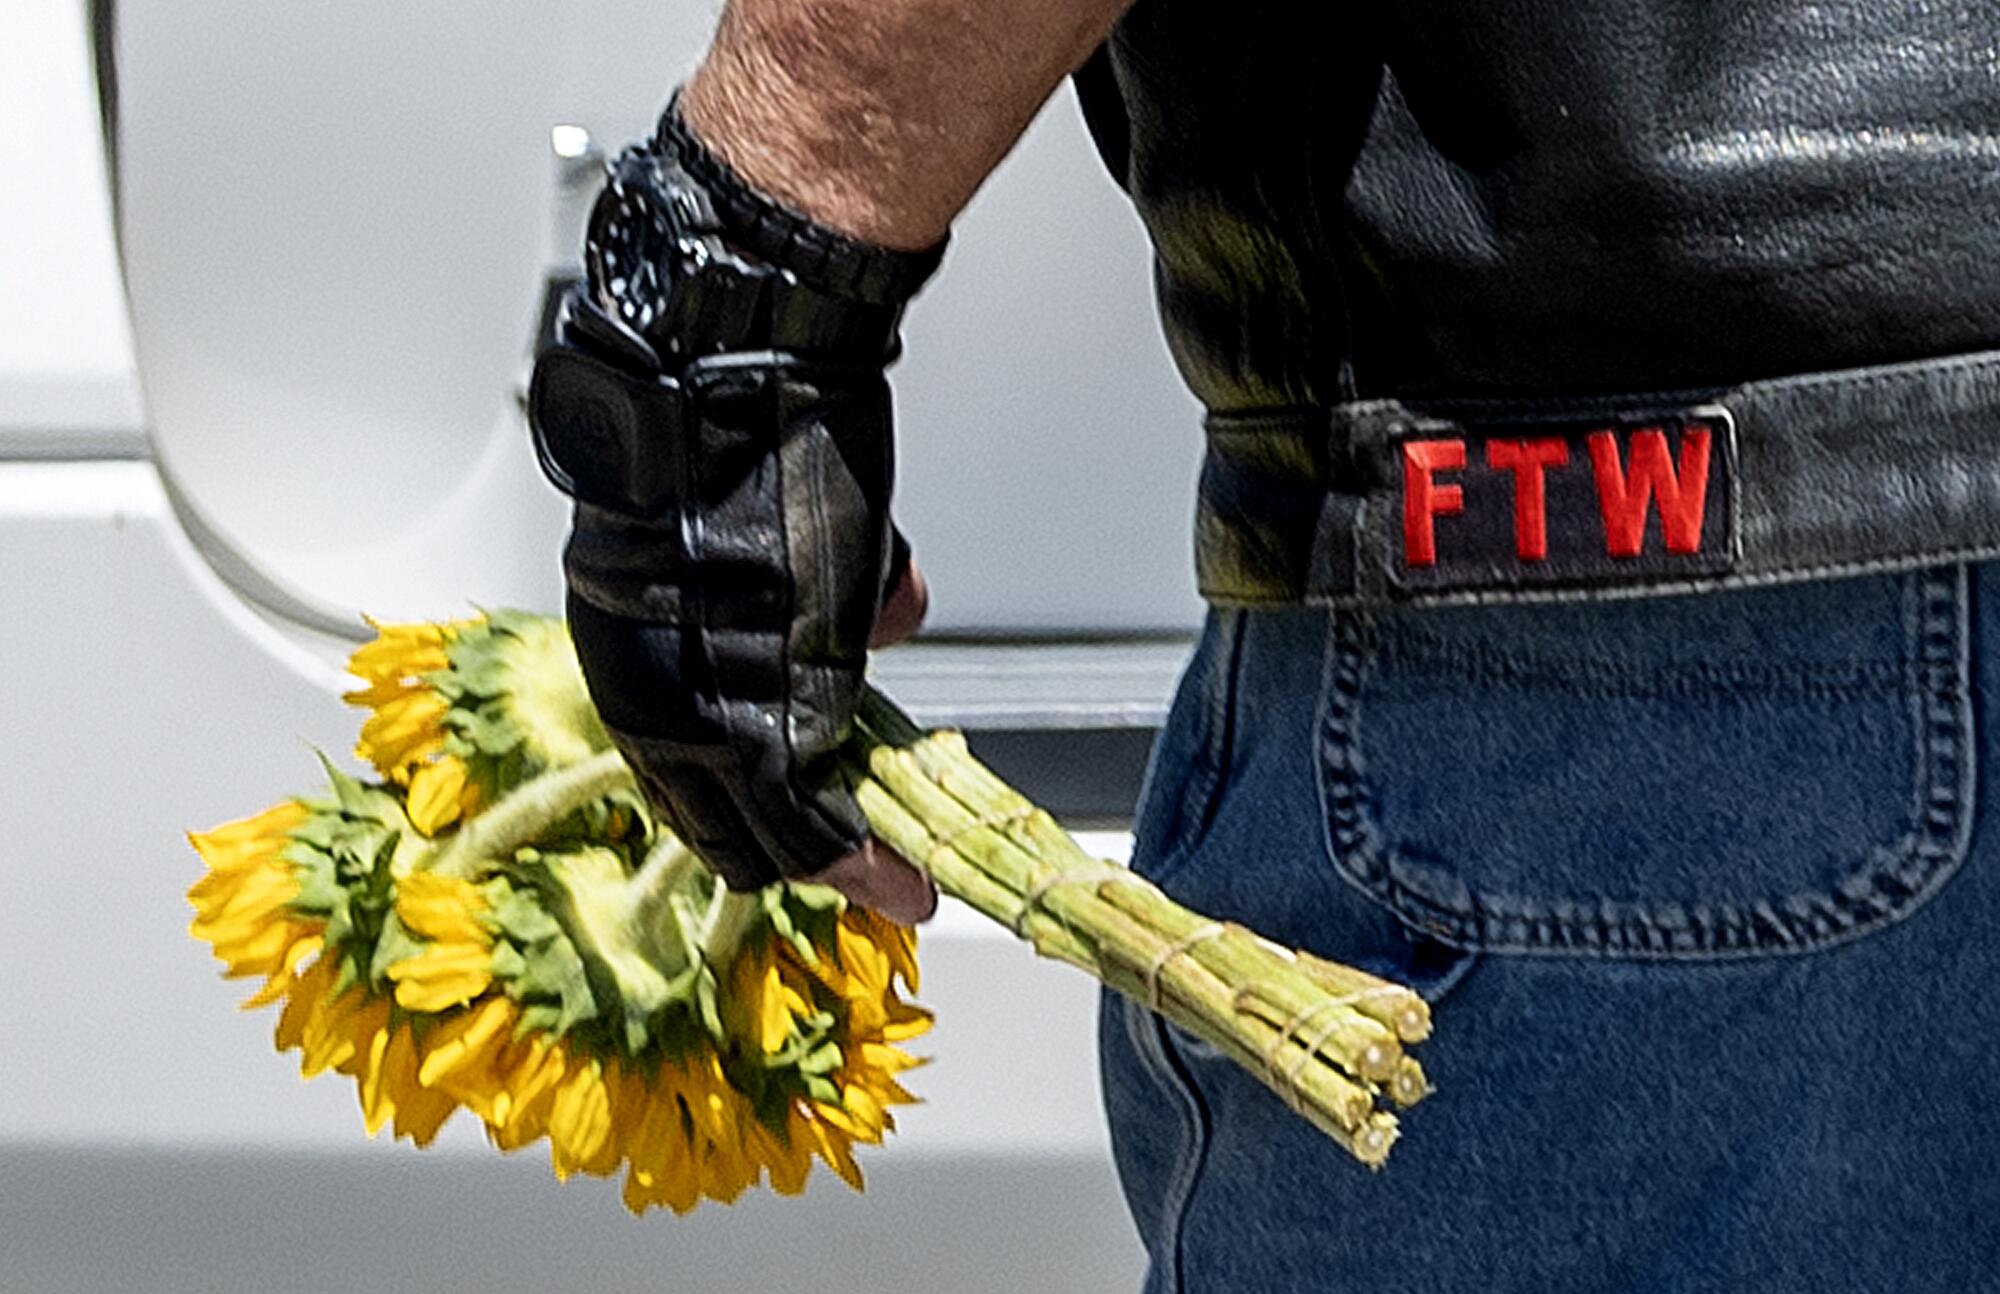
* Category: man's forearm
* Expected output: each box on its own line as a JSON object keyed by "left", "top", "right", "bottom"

{"left": 683, "top": 0, "right": 1135, "bottom": 252}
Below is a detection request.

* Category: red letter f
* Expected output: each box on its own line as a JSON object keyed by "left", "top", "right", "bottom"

{"left": 1403, "top": 439, "right": 1466, "bottom": 568}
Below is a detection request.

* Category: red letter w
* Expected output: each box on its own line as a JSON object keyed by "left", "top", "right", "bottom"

{"left": 1586, "top": 426, "right": 1712, "bottom": 557}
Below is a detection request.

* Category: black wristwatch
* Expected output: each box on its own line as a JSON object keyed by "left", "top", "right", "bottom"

{"left": 531, "top": 100, "right": 938, "bottom": 511}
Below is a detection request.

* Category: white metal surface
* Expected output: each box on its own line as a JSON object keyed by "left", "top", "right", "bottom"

{"left": 114, "top": 0, "right": 569, "bottom": 623}
{"left": 0, "top": 0, "right": 145, "bottom": 452}
{"left": 871, "top": 639, "right": 1189, "bottom": 730}
{"left": 113, "top": 0, "right": 1205, "bottom": 634}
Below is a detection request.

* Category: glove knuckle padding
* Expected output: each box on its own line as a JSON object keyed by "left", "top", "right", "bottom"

{"left": 533, "top": 101, "right": 938, "bottom": 891}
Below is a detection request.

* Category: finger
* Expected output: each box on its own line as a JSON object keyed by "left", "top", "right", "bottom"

{"left": 870, "top": 557, "right": 930, "bottom": 648}
{"left": 816, "top": 838, "right": 939, "bottom": 925}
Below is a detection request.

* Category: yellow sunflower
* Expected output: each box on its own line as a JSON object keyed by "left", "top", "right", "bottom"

{"left": 343, "top": 616, "right": 474, "bottom": 785}
{"left": 187, "top": 801, "right": 325, "bottom": 1007}
{"left": 195, "top": 613, "right": 936, "bottom": 1216}
{"left": 385, "top": 872, "right": 494, "bottom": 1011}
{"left": 784, "top": 910, "right": 930, "bottom": 1159}
{"left": 405, "top": 754, "right": 480, "bottom": 836}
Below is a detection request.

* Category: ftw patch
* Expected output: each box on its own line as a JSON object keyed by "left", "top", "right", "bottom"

{"left": 1389, "top": 409, "right": 1737, "bottom": 593}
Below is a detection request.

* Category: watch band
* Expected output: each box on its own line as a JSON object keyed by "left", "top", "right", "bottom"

{"left": 656, "top": 93, "right": 947, "bottom": 307}
{"left": 581, "top": 135, "right": 904, "bottom": 366}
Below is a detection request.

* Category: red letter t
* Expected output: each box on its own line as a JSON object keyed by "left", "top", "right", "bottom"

{"left": 1484, "top": 437, "right": 1571, "bottom": 561}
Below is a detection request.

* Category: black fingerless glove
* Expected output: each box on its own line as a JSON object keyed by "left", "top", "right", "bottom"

{"left": 527, "top": 97, "right": 943, "bottom": 890}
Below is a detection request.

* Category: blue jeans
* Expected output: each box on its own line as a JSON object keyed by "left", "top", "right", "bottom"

{"left": 1100, "top": 564, "right": 2000, "bottom": 1292}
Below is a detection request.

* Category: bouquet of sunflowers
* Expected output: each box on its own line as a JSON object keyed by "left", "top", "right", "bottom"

{"left": 189, "top": 612, "right": 1433, "bottom": 1215}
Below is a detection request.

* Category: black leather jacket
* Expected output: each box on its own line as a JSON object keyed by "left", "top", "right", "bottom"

{"left": 1078, "top": 1, "right": 2000, "bottom": 411}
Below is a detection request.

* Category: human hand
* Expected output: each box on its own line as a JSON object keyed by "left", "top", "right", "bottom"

{"left": 816, "top": 555, "right": 937, "bottom": 925}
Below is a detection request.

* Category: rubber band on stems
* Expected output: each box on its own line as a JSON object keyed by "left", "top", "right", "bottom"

{"left": 914, "top": 805, "right": 1145, "bottom": 938}
{"left": 1143, "top": 922, "right": 1226, "bottom": 1012}
{"left": 1259, "top": 997, "right": 1349, "bottom": 1113}
{"left": 918, "top": 805, "right": 1037, "bottom": 879}
{"left": 1009, "top": 865, "right": 1145, "bottom": 937}
{"left": 1239, "top": 983, "right": 1410, "bottom": 1113}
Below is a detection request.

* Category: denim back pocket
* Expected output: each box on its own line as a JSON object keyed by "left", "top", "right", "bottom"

{"left": 1318, "top": 566, "right": 1976, "bottom": 959}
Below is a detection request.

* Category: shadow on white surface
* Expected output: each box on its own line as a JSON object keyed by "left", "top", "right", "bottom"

{"left": 0, "top": 1145, "right": 1146, "bottom": 1294}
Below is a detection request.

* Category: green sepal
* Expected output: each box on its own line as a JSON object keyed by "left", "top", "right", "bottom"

{"left": 367, "top": 912, "right": 426, "bottom": 991}
{"left": 314, "top": 755, "right": 410, "bottom": 829}
{"left": 283, "top": 764, "right": 420, "bottom": 1000}
{"left": 516, "top": 933, "right": 599, "bottom": 1036}
{"left": 693, "top": 964, "right": 724, "bottom": 1041}
{"left": 482, "top": 876, "right": 564, "bottom": 944}
{"left": 331, "top": 953, "right": 362, "bottom": 1000}
{"left": 766, "top": 883, "right": 842, "bottom": 966}
{"left": 428, "top": 612, "right": 613, "bottom": 797}
{"left": 321, "top": 901, "right": 358, "bottom": 961}
{"left": 797, "top": 1039, "right": 843, "bottom": 1076}
{"left": 285, "top": 841, "right": 350, "bottom": 942}
{"left": 289, "top": 800, "right": 394, "bottom": 885}
{"left": 451, "top": 707, "right": 522, "bottom": 760}
{"left": 487, "top": 941, "right": 527, "bottom": 981}
{"left": 786, "top": 883, "right": 845, "bottom": 915}
{"left": 515, "top": 1002, "right": 564, "bottom": 1039}
{"left": 761, "top": 888, "right": 815, "bottom": 964}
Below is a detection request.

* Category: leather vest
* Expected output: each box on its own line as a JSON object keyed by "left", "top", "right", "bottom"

{"left": 1077, "top": 1, "right": 2000, "bottom": 411}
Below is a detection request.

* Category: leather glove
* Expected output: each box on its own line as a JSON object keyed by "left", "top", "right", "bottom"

{"left": 528, "top": 101, "right": 943, "bottom": 891}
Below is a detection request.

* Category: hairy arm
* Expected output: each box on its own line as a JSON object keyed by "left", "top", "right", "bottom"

{"left": 683, "top": 0, "right": 1135, "bottom": 252}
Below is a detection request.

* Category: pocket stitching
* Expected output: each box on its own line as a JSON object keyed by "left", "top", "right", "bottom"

{"left": 1122, "top": 999, "right": 1213, "bottom": 1294}
{"left": 1378, "top": 626, "right": 1909, "bottom": 700}
{"left": 1142, "top": 611, "right": 1247, "bottom": 890}
{"left": 1316, "top": 566, "right": 1978, "bottom": 960}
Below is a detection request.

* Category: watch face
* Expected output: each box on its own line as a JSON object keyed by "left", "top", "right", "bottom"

{"left": 585, "top": 146, "right": 704, "bottom": 346}
{"left": 585, "top": 144, "right": 769, "bottom": 362}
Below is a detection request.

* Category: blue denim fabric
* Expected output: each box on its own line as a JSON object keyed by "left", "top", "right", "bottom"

{"left": 1100, "top": 564, "right": 2000, "bottom": 1293}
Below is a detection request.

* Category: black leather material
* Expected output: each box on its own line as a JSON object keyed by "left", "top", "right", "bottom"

{"left": 1081, "top": 1, "right": 2000, "bottom": 406}
{"left": 1197, "top": 348, "right": 2000, "bottom": 608}
{"left": 656, "top": 97, "right": 947, "bottom": 307}
{"left": 1075, "top": 2, "right": 2000, "bottom": 604}
{"left": 529, "top": 119, "right": 930, "bottom": 890}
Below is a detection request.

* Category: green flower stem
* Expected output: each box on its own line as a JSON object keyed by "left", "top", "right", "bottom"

{"left": 1086, "top": 862, "right": 1407, "bottom": 1082}
{"left": 1003, "top": 788, "right": 1411, "bottom": 1085}
{"left": 697, "top": 887, "right": 765, "bottom": 972}
{"left": 849, "top": 770, "right": 1103, "bottom": 974}
{"left": 1289, "top": 948, "right": 1433, "bottom": 1044}
{"left": 629, "top": 837, "right": 707, "bottom": 918}
{"left": 426, "top": 749, "right": 630, "bottom": 880}
{"left": 618, "top": 839, "right": 712, "bottom": 983}
{"left": 852, "top": 687, "right": 1421, "bottom": 1166}
{"left": 858, "top": 733, "right": 1388, "bottom": 1156}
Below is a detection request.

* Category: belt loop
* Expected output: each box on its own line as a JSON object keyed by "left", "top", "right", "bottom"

{"left": 1299, "top": 405, "right": 1355, "bottom": 602}
{"left": 1305, "top": 491, "right": 1365, "bottom": 601}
